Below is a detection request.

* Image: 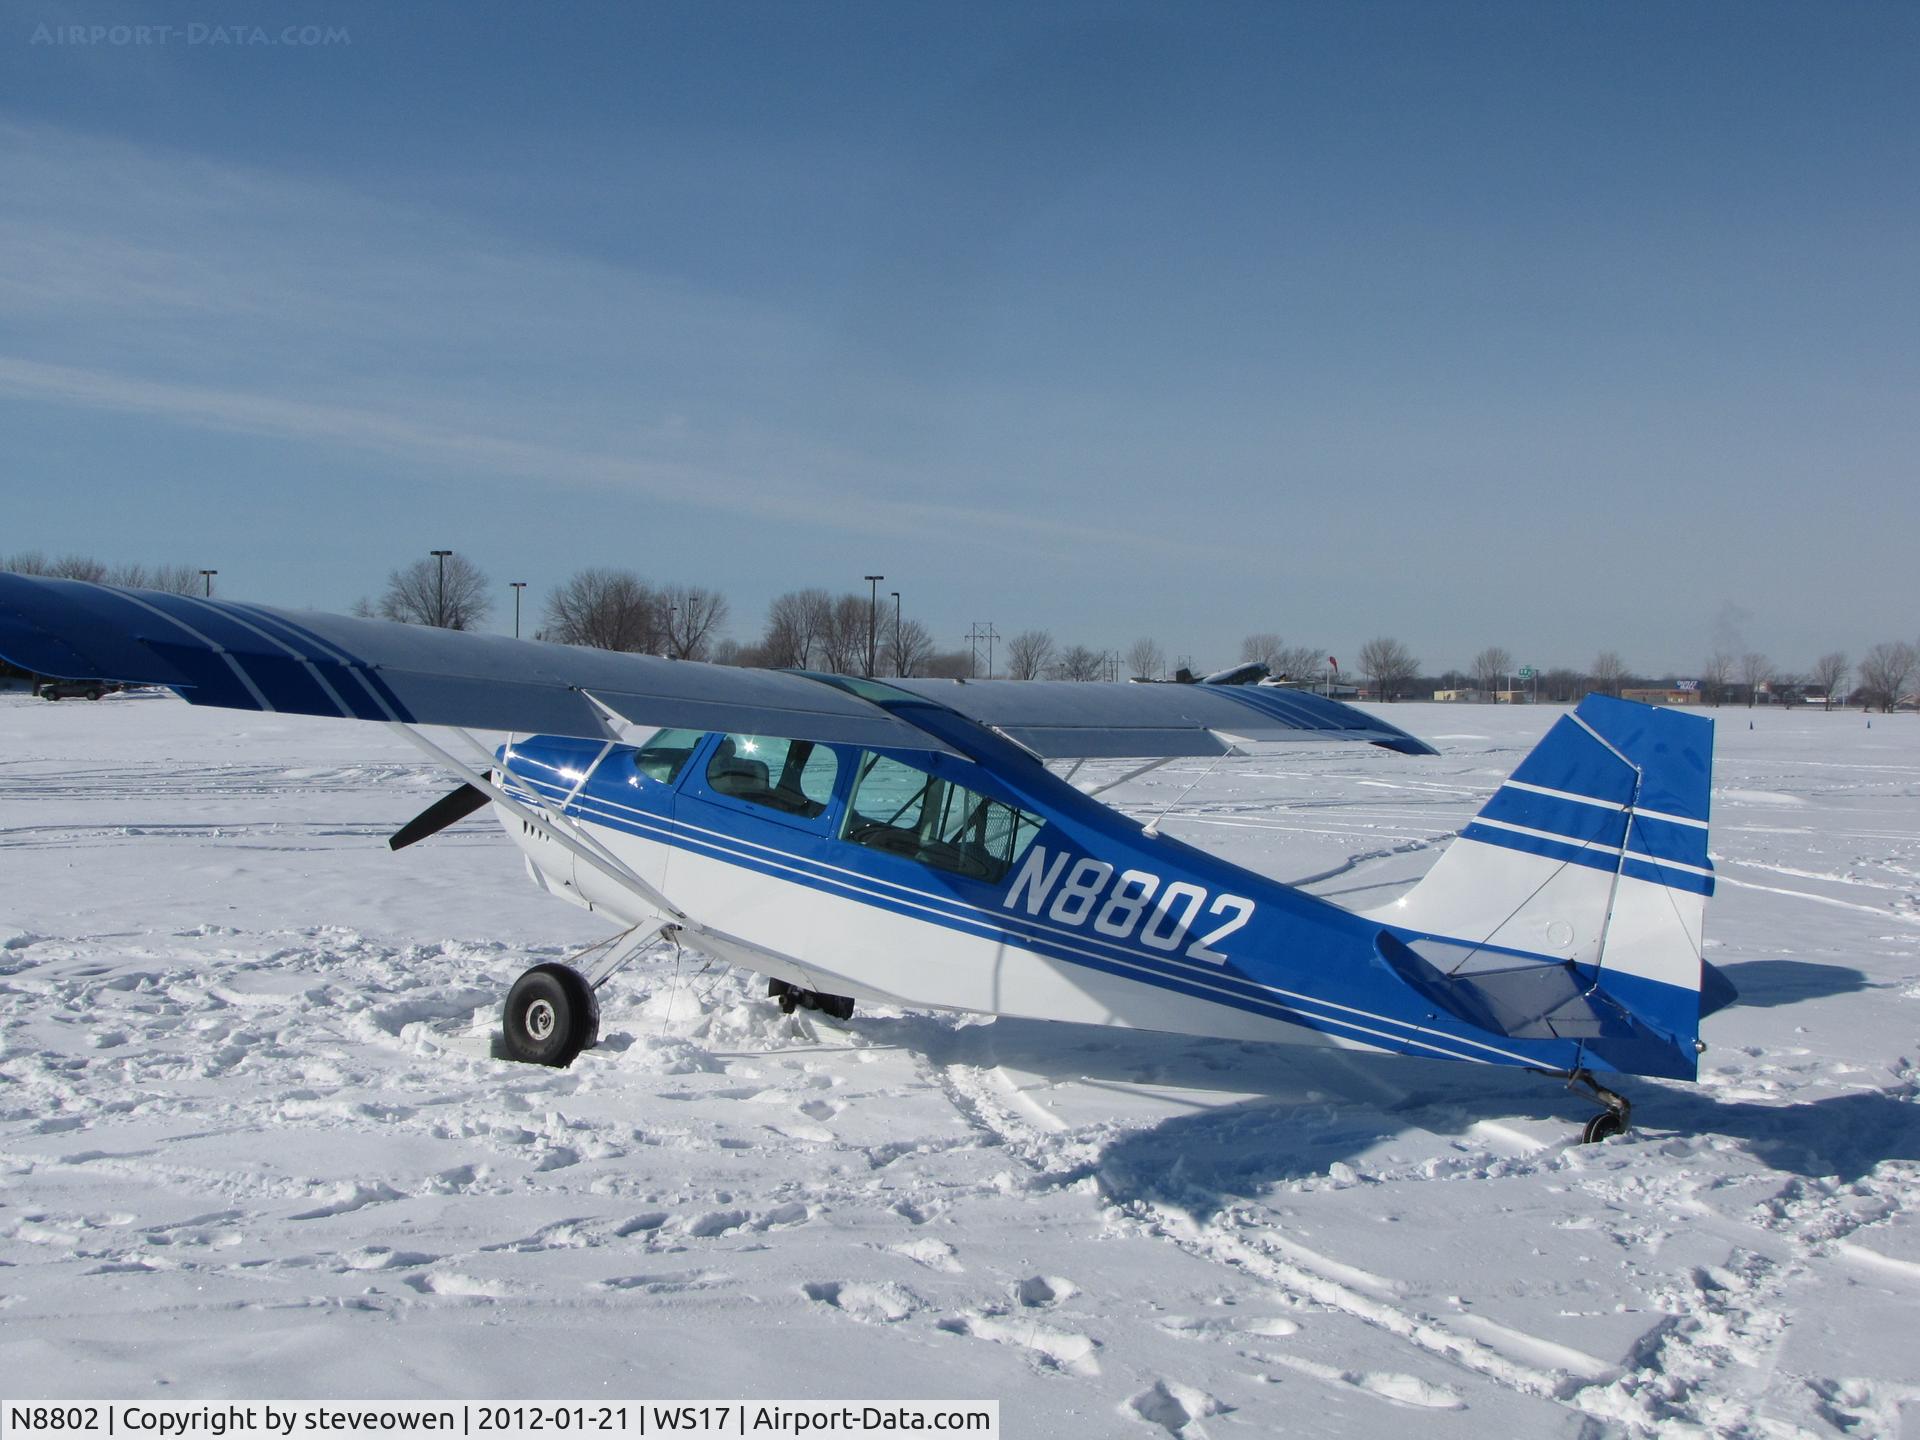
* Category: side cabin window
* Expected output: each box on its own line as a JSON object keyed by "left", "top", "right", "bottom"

{"left": 842, "top": 754, "right": 1045, "bottom": 883}
{"left": 704, "top": 734, "right": 838, "bottom": 819}
{"left": 633, "top": 727, "right": 705, "bottom": 784}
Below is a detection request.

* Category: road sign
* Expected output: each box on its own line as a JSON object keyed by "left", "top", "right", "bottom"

{"left": 1518, "top": 666, "right": 1536, "bottom": 680}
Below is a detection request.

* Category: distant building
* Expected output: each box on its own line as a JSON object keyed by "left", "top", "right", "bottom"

{"left": 1621, "top": 687, "right": 1704, "bottom": 706}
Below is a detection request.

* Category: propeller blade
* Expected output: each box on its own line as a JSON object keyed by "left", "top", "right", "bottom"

{"left": 388, "top": 783, "right": 491, "bottom": 851}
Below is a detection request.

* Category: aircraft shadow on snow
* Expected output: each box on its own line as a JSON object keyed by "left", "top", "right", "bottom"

{"left": 853, "top": 1006, "right": 1919, "bottom": 1223}
{"left": 1706, "top": 957, "right": 1873, "bottom": 1008}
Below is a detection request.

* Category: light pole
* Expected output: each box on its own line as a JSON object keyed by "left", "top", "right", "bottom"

{"left": 863, "top": 575, "right": 884, "bottom": 678}
{"left": 198, "top": 569, "right": 217, "bottom": 598}
{"left": 889, "top": 591, "right": 900, "bottom": 675}
{"left": 510, "top": 581, "right": 526, "bottom": 638}
{"left": 429, "top": 549, "right": 452, "bottom": 627}
{"left": 666, "top": 604, "right": 678, "bottom": 659}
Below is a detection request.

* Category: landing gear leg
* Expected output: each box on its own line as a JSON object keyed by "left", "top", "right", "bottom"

{"left": 1571, "top": 1069, "right": 1631, "bottom": 1143}
{"left": 501, "top": 922, "right": 677, "bottom": 1067}
{"left": 1532, "top": 1066, "right": 1632, "bottom": 1142}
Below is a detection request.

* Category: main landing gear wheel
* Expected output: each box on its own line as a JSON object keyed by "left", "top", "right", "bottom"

{"left": 502, "top": 963, "right": 599, "bottom": 1067}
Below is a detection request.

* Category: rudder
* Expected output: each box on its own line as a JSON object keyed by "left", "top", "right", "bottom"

{"left": 1367, "top": 696, "right": 1715, "bottom": 1067}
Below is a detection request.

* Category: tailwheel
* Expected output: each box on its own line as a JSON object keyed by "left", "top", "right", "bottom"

{"left": 1582, "top": 1109, "right": 1628, "bottom": 1144}
{"left": 1570, "top": 1069, "right": 1631, "bottom": 1144}
{"left": 502, "top": 963, "right": 599, "bottom": 1067}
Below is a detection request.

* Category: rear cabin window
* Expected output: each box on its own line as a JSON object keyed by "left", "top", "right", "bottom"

{"left": 842, "top": 754, "right": 1045, "bottom": 882}
{"left": 633, "top": 728, "right": 705, "bottom": 784}
{"left": 704, "top": 735, "right": 838, "bottom": 819}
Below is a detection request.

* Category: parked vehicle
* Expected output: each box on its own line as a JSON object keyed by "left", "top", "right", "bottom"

{"left": 36, "top": 678, "right": 119, "bottom": 701}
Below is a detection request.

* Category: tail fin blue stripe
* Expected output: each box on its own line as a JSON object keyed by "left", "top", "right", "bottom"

{"left": 1480, "top": 787, "right": 1628, "bottom": 849}
{"left": 1508, "top": 717, "right": 1639, "bottom": 806}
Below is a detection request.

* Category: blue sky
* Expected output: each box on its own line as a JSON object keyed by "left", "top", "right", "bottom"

{"left": 3, "top": 1, "right": 1915, "bottom": 675}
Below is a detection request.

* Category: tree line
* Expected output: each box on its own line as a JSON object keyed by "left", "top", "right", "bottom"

{"left": 2, "top": 550, "right": 207, "bottom": 594}
{"left": 4, "top": 550, "right": 1915, "bottom": 709}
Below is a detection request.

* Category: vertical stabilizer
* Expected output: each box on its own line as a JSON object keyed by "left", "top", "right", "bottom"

{"left": 1368, "top": 696, "right": 1714, "bottom": 1052}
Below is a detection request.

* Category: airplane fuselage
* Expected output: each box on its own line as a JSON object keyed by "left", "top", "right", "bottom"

{"left": 492, "top": 711, "right": 1617, "bottom": 1076}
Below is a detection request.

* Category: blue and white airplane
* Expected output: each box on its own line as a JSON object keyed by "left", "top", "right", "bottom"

{"left": 0, "top": 574, "right": 1731, "bottom": 1141}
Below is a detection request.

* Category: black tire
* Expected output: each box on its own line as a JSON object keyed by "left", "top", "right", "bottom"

{"left": 1582, "top": 1110, "right": 1627, "bottom": 1144}
{"left": 502, "top": 963, "right": 598, "bottom": 1067}
{"left": 817, "top": 993, "right": 855, "bottom": 1021}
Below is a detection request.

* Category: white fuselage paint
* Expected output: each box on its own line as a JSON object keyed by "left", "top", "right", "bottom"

{"left": 497, "top": 804, "right": 1383, "bottom": 1055}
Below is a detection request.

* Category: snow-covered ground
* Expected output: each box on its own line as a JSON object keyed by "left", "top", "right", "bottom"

{"left": 2, "top": 691, "right": 1917, "bottom": 1436}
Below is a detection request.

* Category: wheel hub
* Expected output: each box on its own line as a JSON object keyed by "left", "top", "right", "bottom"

{"left": 524, "top": 996, "right": 557, "bottom": 1042}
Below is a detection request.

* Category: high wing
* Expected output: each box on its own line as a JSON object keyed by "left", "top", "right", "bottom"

{"left": 0, "top": 574, "right": 1433, "bottom": 759}
{"left": 0, "top": 574, "right": 950, "bottom": 753}
{"left": 892, "top": 677, "right": 1436, "bottom": 757}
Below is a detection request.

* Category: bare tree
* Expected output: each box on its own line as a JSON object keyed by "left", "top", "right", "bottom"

{"left": 1271, "top": 644, "right": 1323, "bottom": 683}
{"left": 661, "top": 584, "right": 729, "bottom": 661}
{"left": 5, "top": 553, "right": 198, "bottom": 593}
{"left": 1238, "top": 633, "right": 1284, "bottom": 671}
{"left": 1005, "top": 629, "right": 1055, "bottom": 681}
{"left": 1472, "top": 645, "right": 1514, "bottom": 697}
{"left": 761, "top": 588, "right": 833, "bottom": 670}
{"left": 1589, "top": 650, "right": 1628, "bottom": 698}
{"left": 145, "top": 564, "right": 203, "bottom": 595}
{"left": 1811, "top": 651, "right": 1849, "bottom": 710}
{"left": 814, "top": 594, "right": 870, "bottom": 675}
{"left": 1739, "top": 651, "right": 1773, "bottom": 707}
{"left": 885, "top": 616, "right": 935, "bottom": 677}
{"left": 1541, "top": 666, "right": 1584, "bottom": 704}
{"left": 1357, "top": 636, "right": 1419, "bottom": 701}
{"left": 379, "top": 555, "right": 492, "bottom": 629}
{"left": 1857, "top": 641, "right": 1918, "bottom": 712}
{"left": 1701, "top": 651, "right": 1734, "bottom": 706}
{"left": 50, "top": 553, "right": 109, "bottom": 582}
{"left": 922, "top": 648, "right": 974, "bottom": 679}
{"left": 544, "top": 568, "right": 660, "bottom": 651}
{"left": 1051, "top": 644, "right": 1105, "bottom": 682}
{"left": 1125, "top": 637, "right": 1165, "bottom": 681}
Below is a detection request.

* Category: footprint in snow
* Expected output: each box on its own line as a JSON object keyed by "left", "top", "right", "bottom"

{"left": 1266, "top": 1355, "right": 1463, "bottom": 1410}
{"left": 338, "top": 1246, "right": 437, "bottom": 1271}
{"left": 288, "top": 1182, "right": 403, "bottom": 1220}
{"left": 1015, "top": 1274, "right": 1078, "bottom": 1308}
{"left": 887, "top": 1238, "right": 962, "bottom": 1273}
{"left": 937, "top": 1312, "right": 1099, "bottom": 1377}
{"left": 802, "top": 1280, "right": 920, "bottom": 1323}
{"left": 1123, "top": 1379, "right": 1227, "bottom": 1437}
{"left": 681, "top": 1209, "right": 751, "bottom": 1238}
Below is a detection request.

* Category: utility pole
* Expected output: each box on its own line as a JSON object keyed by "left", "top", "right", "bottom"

{"left": 964, "top": 621, "right": 1000, "bottom": 679}
{"left": 863, "top": 575, "right": 884, "bottom": 678}
{"left": 510, "top": 581, "right": 526, "bottom": 638}
{"left": 430, "top": 549, "right": 452, "bottom": 628}
{"left": 890, "top": 591, "right": 901, "bottom": 676}
{"left": 198, "top": 569, "right": 217, "bottom": 598}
